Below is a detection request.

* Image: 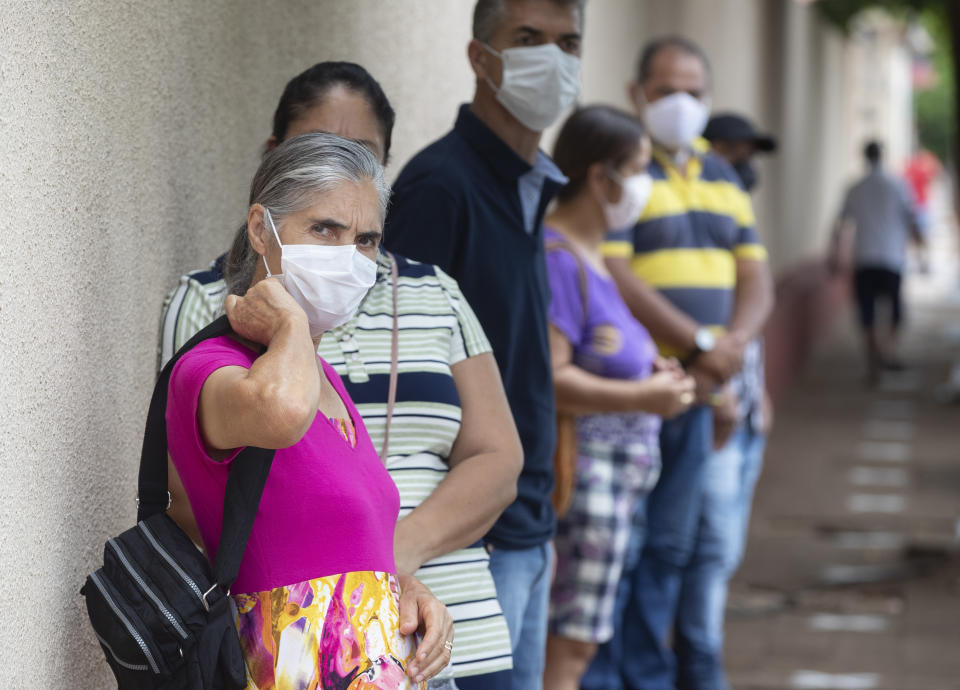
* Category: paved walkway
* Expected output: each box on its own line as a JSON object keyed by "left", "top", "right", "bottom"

{"left": 725, "top": 206, "right": 960, "bottom": 689}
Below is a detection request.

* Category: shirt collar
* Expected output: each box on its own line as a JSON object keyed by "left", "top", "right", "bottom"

{"left": 454, "top": 104, "right": 538, "bottom": 184}
{"left": 652, "top": 136, "right": 709, "bottom": 180}
{"left": 528, "top": 149, "right": 568, "bottom": 187}
{"left": 375, "top": 247, "right": 393, "bottom": 280}
{"left": 518, "top": 152, "right": 568, "bottom": 234}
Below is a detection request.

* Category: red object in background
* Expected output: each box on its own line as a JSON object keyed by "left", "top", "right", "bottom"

{"left": 904, "top": 150, "right": 941, "bottom": 206}
{"left": 912, "top": 58, "right": 939, "bottom": 91}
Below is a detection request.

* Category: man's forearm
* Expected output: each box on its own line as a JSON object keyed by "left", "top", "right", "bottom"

{"left": 626, "top": 283, "right": 699, "bottom": 348}
{"left": 608, "top": 258, "right": 699, "bottom": 351}
{"left": 728, "top": 259, "right": 774, "bottom": 340}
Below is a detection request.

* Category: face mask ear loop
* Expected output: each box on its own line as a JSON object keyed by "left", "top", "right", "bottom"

{"left": 635, "top": 83, "right": 649, "bottom": 116}
{"left": 261, "top": 207, "right": 283, "bottom": 278}
{"left": 603, "top": 163, "right": 631, "bottom": 208}
{"left": 481, "top": 43, "right": 503, "bottom": 95}
{"left": 606, "top": 166, "right": 625, "bottom": 187}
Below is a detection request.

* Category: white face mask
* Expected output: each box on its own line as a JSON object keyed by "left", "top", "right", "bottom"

{"left": 642, "top": 91, "right": 710, "bottom": 151}
{"left": 484, "top": 43, "right": 581, "bottom": 132}
{"left": 603, "top": 171, "right": 653, "bottom": 231}
{"left": 262, "top": 209, "right": 378, "bottom": 338}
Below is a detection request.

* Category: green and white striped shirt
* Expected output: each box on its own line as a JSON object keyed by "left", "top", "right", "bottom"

{"left": 159, "top": 251, "right": 512, "bottom": 679}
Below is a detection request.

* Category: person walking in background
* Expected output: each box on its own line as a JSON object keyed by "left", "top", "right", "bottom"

{"left": 831, "top": 140, "right": 925, "bottom": 383}
{"left": 384, "top": 1, "right": 584, "bottom": 688}
{"left": 666, "top": 112, "right": 779, "bottom": 690}
{"left": 540, "top": 105, "right": 696, "bottom": 690}
{"left": 583, "top": 36, "right": 774, "bottom": 690}
{"left": 159, "top": 62, "right": 522, "bottom": 690}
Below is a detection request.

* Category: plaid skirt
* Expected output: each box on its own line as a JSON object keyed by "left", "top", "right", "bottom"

{"left": 548, "top": 414, "right": 661, "bottom": 644}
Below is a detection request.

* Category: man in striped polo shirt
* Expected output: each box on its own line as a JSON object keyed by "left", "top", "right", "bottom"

{"left": 582, "top": 36, "right": 774, "bottom": 690}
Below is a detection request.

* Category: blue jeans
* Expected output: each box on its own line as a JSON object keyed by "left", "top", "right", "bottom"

{"left": 582, "top": 406, "right": 713, "bottom": 690}
{"left": 488, "top": 543, "right": 553, "bottom": 690}
{"left": 455, "top": 670, "right": 511, "bottom": 690}
{"left": 676, "top": 425, "right": 766, "bottom": 690}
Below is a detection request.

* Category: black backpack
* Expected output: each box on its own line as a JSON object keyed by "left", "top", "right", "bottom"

{"left": 81, "top": 316, "right": 274, "bottom": 689}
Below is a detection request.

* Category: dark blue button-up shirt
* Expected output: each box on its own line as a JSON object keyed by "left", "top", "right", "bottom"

{"left": 384, "top": 104, "right": 567, "bottom": 549}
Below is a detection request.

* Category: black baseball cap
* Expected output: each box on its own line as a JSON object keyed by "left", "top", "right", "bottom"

{"left": 703, "top": 113, "right": 777, "bottom": 153}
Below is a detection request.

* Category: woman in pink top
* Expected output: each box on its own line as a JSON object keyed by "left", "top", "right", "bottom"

{"left": 166, "top": 131, "right": 454, "bottom": 689}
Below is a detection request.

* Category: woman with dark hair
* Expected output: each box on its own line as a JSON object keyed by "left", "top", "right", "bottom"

{"left": 265, "top": 60, "right": 396, "bottom": 163}
{"left": 160, "top": 61, "right": 397, "bottom": 366}
{"left": 541, "top": 105, "right": 696, "bottom": 690}
{"left": 159, "top": 62, "right": 520, "bottom": 690}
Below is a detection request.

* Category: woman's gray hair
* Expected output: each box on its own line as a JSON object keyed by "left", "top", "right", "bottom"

{"left": 224, "top": 132, "right": 390, "bottom": 295}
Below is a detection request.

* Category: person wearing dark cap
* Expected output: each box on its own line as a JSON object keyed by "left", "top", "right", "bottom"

{"left": 703, "top": 112, "right": 777, "bottom": 192}
{"left": 669, "top": 112, "right": 778, "bottom": 690}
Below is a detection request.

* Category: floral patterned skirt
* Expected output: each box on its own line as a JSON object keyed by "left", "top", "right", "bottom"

{"left": 234, "top": 571, "right": 420, "bottom": 689}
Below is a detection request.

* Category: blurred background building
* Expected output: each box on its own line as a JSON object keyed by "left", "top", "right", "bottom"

{"left": 569, "top": 0, "right": 919, "bottom": 271}
{"left": 0, "top": 0, "right": 956, "bottom": 685}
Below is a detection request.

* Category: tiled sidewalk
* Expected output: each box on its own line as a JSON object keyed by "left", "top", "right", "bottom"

{"left": 725, "top": 257, "right": 960, "bottom": 689}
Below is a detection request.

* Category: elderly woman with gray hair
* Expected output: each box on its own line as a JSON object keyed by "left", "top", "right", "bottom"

{"left": 165, "top": 131, "right": 453, "bottom": 689}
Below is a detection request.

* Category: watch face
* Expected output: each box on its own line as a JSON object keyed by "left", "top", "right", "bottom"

{"left": 695, "top": 328, "right": 716, "bottom": 352}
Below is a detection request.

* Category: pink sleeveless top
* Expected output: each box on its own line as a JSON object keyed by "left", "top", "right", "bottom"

{"left": 165, "top": 335, "right": 400, "bottom": 594}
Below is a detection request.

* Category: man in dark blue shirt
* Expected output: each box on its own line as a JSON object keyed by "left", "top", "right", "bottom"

{"left": 384, "top": 1, "right": 583, "bottom": 688}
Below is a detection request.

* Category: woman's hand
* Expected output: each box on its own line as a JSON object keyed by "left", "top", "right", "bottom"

{"left": 198, "top": 277, "right": 320, "bottom": 452}
{"left": 653, "top": 356, "right": 683, "bottom": 375}
{"left": 224, "top": 277, "right": 308, "bottom": 346}
{"left": 638, "top": 370, "right": 697, "bottom": 419}
{"left": 397, "top": 574, "right": 454, "bottom": 684}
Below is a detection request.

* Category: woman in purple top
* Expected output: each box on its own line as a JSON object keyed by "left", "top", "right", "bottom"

{"left": 542, "top": 106, "right": 696, "bottom": 690}
{"left": 166, "top": 132, "right": 453, "bottom": 689}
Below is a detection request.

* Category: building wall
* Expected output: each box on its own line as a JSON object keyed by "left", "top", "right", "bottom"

{"left": 0, "top": 1, "right": 475, "bottom": 683}
{"left": 0, "top": 0, "right": 913, "bottom": 684}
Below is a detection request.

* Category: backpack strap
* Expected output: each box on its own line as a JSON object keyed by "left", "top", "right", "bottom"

{"left": 137, "top": 313, "right": 274, "bottom": 591}
{"left": 545, "top": 239, "right": 590, "bottom": 331}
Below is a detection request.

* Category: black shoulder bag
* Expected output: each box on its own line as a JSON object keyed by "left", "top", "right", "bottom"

{"left": 81, "top": 315, "right": 273, "bottom": 689}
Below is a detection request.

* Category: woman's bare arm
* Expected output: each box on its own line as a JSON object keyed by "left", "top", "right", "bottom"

{"left": 198, "top": 279, "right": 322, "bottom": 452}
{"left": 549, "top": 325, "right": 694, "bottom": 418}
{"left": 392, "top": 353, "right": 522, "bottom": 575}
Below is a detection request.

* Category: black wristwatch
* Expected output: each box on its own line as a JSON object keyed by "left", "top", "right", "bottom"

{"left": 683, "top": 327, "right": 716, "bottom": 367}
